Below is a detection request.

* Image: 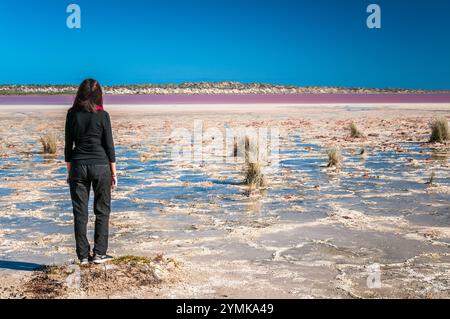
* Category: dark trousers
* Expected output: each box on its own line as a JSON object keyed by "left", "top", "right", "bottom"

{"left": 69, "top": 164, "right": 112, "bottom": 260}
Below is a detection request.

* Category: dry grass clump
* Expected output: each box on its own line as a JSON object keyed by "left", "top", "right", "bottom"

{"left": 23, "top": 265, "right": 68, "bottom": 299}
{"left": 237, "top": 136, "right": 267, "bottom": 191}
{"left": 350, "top": 122, "right": 364, "bottom": 138}
{"left": 40, "top": 133, "right": 57, "bottom": 154}
{"left": 243, "top": 162, "right": 266, "bottom": 189}
{"left": 21, "top": 255, "right": 179, "bottom": 299}
{"left": 430, "top": 118, "right": 449, "bottom": 143}
{"left": 80, "top": 259, "right": 161, "bottom": 294}
{"left": 327, "top": 147, "right": 342, "bottom": 168}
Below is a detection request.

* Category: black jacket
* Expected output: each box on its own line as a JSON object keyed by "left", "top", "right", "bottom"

{"left": 65, "top": 110, "right": 116, "bottom": 164}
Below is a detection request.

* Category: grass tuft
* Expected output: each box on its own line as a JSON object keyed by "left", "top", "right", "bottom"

{"left": 40, "top": 133, "right": 57, "bottom": 154}
{"left": 350, "top": 122, "right": 364, "bottom": 138}
{"left": 430, "top": 118, "right": 450, "bottom": 143}
{"left": 243, "top": 162, "right": 266, "bottom": 189}
{"left": 112, "top": 255, "right": 152, "bottom": 265}
{"left": 327, "top": 147, "right": 342, "bottom": 168}
{"left": 240, "top": 136, "right": 267, "bottom": 191}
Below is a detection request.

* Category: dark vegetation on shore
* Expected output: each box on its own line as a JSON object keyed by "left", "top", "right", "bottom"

{"left": 0, "top": 82, "right": 448, "bottom": 95}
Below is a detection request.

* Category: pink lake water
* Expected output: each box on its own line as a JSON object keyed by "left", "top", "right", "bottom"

{"left": 0, "top": 94, "right": 449, "bottom": 105}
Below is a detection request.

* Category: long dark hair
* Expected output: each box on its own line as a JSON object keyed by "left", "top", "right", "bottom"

{"left": 69, "top": 79, "right": 103, "bottom": 113}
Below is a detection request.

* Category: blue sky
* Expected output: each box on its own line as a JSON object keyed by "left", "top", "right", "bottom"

{"left": 0, "top": 0, "right": 449, "bottom": 89}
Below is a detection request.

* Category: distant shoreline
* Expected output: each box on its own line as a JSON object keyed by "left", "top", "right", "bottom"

{"left": 0, "top": 93, "right": 450, "bottom": 105}
{"left": 1, "top": 82, "right": 449, "bottom": 97}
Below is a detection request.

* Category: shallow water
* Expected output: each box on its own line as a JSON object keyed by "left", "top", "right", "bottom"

{"left": 2, "top": 127, "right": 449, "bottom": 236}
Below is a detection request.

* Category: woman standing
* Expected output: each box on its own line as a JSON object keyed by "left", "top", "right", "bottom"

{"left": 65, "top": 79, "right": 117, "bottom": 265}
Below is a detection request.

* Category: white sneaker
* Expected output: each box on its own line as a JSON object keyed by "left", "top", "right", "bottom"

{"left": 92, "top": 255, "right": 113, "bottom": 264}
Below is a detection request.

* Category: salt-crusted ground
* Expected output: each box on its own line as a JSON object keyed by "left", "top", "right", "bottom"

{"left": 0, "top": 103, "right": 449, "bottom": 298}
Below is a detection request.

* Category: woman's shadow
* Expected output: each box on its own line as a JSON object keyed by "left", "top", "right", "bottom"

{"left": 0, "top": 260, "right": 43, "bottom": 271}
